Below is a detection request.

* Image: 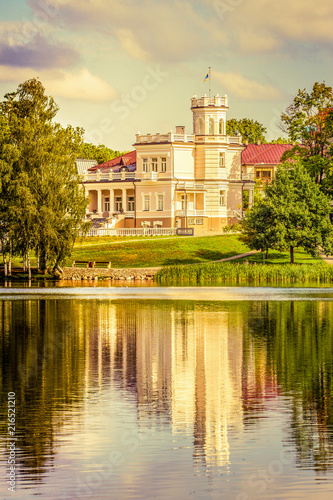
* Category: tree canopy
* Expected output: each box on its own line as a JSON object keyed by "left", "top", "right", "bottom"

{"left": 0, "top": 78, "right": 89, "bottom": 276}
{"left": 226, "top": 118, "right": 267, "bottom": 143}
{"left": 242, "top": 160, "right": 333, "bottom": 263}
{"left": 79, "top": 142, "right": 124, "bottom": 165}
{"left": 280, "top": 82, "right": 333, "bottom": 193}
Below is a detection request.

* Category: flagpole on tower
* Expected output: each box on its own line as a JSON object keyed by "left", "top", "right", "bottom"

{"left": 209, "top": 67, "right": 211, "bottom": 98}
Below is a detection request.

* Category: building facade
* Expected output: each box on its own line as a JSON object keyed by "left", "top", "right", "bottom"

{"left": 83, "top": 93, "right": 255, "bottom": 234}
{"left": 241, "top": 143, "right": 293, "bottom": 186}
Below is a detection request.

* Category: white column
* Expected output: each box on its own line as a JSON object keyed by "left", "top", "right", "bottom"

{"left": 248, "top": 189, "right": 253, "bottom": 208}
{"left": 110, "top": 189, "right": 114, "bottom": 214}
{"left": 85, "top": 189, "right": 90, "bottom": 213}
{"left": 97, "top": 189, "right": 102, "bottom": 214}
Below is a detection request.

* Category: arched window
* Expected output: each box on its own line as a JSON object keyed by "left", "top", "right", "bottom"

{"left": 209, "top": 118, "right": 214, "bottom": 135}
{"left": 219, "top": 118, "right": 224, "bottom": 135}
{"left": 197, "top": 118, "right": 204, "bottom": 135}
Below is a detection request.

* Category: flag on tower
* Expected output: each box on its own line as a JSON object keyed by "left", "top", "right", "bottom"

{"left": 203, "top": 71, "right": 210, "bottom": 83}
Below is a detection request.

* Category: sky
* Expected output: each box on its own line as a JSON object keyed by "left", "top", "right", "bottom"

{"left": 0, "top": 0, "right": 333, "bottom": 151}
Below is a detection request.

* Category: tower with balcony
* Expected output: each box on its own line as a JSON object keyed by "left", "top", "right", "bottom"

{"left": 191, "top": 94, "right": 245, "bottom": 228}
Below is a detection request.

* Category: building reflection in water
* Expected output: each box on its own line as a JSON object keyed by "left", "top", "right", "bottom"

{"left": 1, "top": 298, "right": 333, "bottom": 483}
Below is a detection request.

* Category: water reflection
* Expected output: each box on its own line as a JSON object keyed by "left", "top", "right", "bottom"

{"left": 1, "top": 299, "right": 333, "bottom": 497}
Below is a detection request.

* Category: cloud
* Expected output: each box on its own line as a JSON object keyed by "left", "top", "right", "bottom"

{"left": 0, "top": 34, "right": 79, "bottom": 69}
{"left": 25, "top": 0, "right": 333, "bottom": 62}
{"left": 29, "top": 0, "right": 227, "bottom": 62}
{"left": 214, "top": 71, "right": 284, "bottom": 101}
{"left": 45, "top": 68, "right": 118, "bottom": 101}
{"left": 0, "top": 66, "right": 117, "bottom": 102}
{"left": 219, "top": 0, "right": 333, "bottom": 54}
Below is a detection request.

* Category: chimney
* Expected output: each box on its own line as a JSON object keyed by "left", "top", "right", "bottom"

{"left": 257, "top": 140, "right": 261, "bottom": 145}
{"left": 244, "top": 139, "right": 249, "bottom": 146}
{"left": 176, "top": 126, "right": 185, "bottom": 134}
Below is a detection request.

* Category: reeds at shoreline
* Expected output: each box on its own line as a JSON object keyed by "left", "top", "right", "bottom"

{"left": 156, "top": 262, "right": 333, "bottom": 284}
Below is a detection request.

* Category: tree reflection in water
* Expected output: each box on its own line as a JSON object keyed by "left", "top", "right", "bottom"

{"left": 1, "top": 298, "right": 333, "bottom": 487}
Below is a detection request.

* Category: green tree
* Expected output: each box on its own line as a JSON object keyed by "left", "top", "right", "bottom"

{"left": 0, "top": 78, "right": 89, "bottom": 275}
{"left": 280, "top": 82, "right": 333, "bottom": 191}
{"left": 79, "top": 142, "right": 123, "bottom": 164}
{"left": 226, "top": 118, "right": 267, "bottom": 143}
{"left": 242, "top": 160, "right": 333, "bottom": 263}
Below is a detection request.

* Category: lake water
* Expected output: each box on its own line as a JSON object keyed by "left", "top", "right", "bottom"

{"left": 1, "top": 287, "right": 333, "bottom": 499}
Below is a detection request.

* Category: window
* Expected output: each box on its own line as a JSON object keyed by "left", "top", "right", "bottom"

{"left": 144, "top": 195, "right": 150, "bottom": 211}
{"left": 127, "top": 196, "right": 135, "bottom": 212}
{"left": 157, "top": 194, "right": 164, "bottom": 211}
{"left": 219, "top": 118, "right": 224, "bottom": 135}
{"left": 143, "top": 158, "right": 148, "bottom": 172}
{"left": 209, "top": 118, "right": 214, "bottom": 135}
{"left": 197, "top": 118, "right": 204, "bottom": 135}
{"left": 104, "top": 197, "right": 110, "bottom": 211}
{"left": 151, "top": 158, "right": 158, "bottom": 172}
{"left": 189, "top": 218, "right": 195, "bottom": 225}
{"left": 256, "top": 169, "right": 272, "bottom": 181}
{"left": 161, "top": 157, "right": 167, "bottom": 172}
{"left": 115, "top": 196, "right": 122, "bottom": 212}
{"left": 181, "top": 194, "right": 185, "bottom": 210}
{"left": 219, "top": 190, "right": 226, "bottom": 206}
{"left": 219, "top": 152, "right": 225, "bottom": 168}
{"left": 196, "top": 218, "right": 203, "bottom": 225}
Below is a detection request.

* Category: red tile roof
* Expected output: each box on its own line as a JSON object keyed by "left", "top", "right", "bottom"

{"left": 242, "top": 143, "right": 293, "bottom": 165}
{"left": 89, "top": 151, "right": 137, "bottom": 172}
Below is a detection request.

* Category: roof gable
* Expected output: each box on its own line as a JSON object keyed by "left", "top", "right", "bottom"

{"left": 89, "top": 151, "right": 137, "bottom": 172}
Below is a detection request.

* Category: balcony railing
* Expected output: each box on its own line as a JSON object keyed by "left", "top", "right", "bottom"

{"left": 176, "top": 182, "right": 205, "bottom": 191}
{"left": 191, "top": 95, "right": 228, "bottom": 108}
{"left": 195, "top": 135, "right": 242, "bottom": 144}
{"left": 175, "top": 210, "right": 205, "bottom": 216}
{"left": 135, "top": 132, "right": 195, "bottom": 144}
{"left": 143, "top": 171, "right": 158, "bottom": 181}
{"left": 84, "top": 171, "right": 136, "bottom": 182}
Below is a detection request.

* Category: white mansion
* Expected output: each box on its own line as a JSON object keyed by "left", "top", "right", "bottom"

{"left": 82, "top": 93, "right": 255, "bottom": 234}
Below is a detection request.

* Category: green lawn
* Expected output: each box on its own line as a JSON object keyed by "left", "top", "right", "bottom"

{"left": 6, "top": 234, "right": 324, "bottom": 270}
{"left": 67, "top": 234, "right": 251, "bottom": 268}
{"left": 234, "top": 248, "right": 322, "bottom": 265}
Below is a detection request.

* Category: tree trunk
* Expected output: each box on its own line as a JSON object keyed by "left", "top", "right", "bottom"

{"left": 27, "top": 250, "right": 31, "bottom": 280}
{"left": 23, "top": 254, "right": 27, "bottom": 273}
{"left": 40, "top": 248, "right": 48, "bottom": 274}
{"left": 36, "top": 246, "right": 40, "bottom": 270}
{"left": 8, "top": 239, "right": 12, "bottom": 276}
{"left": 290, "top": 246, "right": 294, "bottom": 264}
{"left": 2, "top": 241, "right": 7, "bottom": 277}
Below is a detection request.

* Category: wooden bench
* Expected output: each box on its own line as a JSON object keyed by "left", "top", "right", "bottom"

{"left": 94, "top": 261, "right": 111, "bottom": 269}
{"left": 72, "top": 261, "right": 91, "bottom": 268}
